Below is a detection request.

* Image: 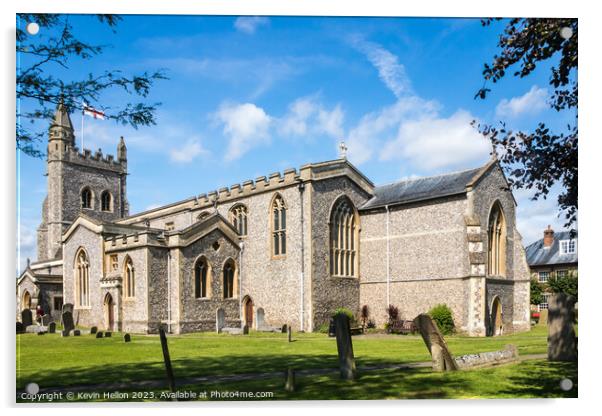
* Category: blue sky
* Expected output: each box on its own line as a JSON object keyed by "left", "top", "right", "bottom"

{"left": 16, "top": 15, "right": 576, "bottom": 273}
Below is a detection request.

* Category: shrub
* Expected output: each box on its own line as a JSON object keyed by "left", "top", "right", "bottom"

{"left": 366, "top": 319, "right": 376, "bottom": 329}
{"left": 333, "top": 307, "right": 354, "bottom": 324}
{"left": 428, "top": 304, "right": 455, "bottom": 335}
{"left": 316, "top": 323, "right": 329, "bottom": 334}
{"left": 386, "top": 305, "right": 403, "bottom": 334}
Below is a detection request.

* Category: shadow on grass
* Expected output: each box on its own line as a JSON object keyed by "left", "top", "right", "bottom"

{"left": 498, "top": 360, "right": 578, "bottom": 398}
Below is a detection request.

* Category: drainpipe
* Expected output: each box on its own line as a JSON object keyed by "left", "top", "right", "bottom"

{"left": 239, "top": 241, "right": 244, "bottom": 325}
{"left": 386, "top": 205, "right": 390, "bottom": 308}
{"left": 167, "top": 251, "right": 171, "bottom": 334}
{"left": 298, "top": 181, "right": 305, "bottom": 331}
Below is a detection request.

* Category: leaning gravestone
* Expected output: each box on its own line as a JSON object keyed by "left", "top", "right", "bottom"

{"left": 90, "top": 326, "right": 98, "bottom": 334}
{"left": 413, "top": 314, "right": 458, "bottom": 372}
{"left": 334, "top": 313, "right": 356, "bottom": 380}
{"left": 21, "top": 309, "right": 33, "bottom": 328}
{"left": 216, "top": 308, "right": 225, "bottom": 333}
{"left": 61, "top": 311, "right": 75, "bottom": 333}
{"left": 48, "top": 322, "right": 56, "bottom": 334}
{"left": 548, "top": 293, "right": 578, "bottom": 362}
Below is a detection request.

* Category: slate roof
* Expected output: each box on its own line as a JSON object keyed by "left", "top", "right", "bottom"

{"left": 359, "top": 166, "right": 485, "bottom": 210}
{"left": 525, "top": 231, "right": 578, "bottom": 267}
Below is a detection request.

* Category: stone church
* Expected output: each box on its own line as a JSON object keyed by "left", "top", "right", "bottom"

{"left": 17, "top": 102, "right": 531, "bottom": 336}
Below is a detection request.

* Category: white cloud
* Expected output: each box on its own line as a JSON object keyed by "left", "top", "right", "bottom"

{"left": 495, "top": 85, "right": 548, "bottom": 118}
{"left": 278, "top": 95, "right": 344, "bottom": 139}
{"left": 169, "top": 138, "right": 208, "bottom": 163}
{"left": 381, "top": 109, "right": 491, "bottom": 170}
{"left": 350, "top": 36, "right": 412, "bottom": 98}
{"left": 17, "top": 221, "right": 37, "bottom": 275}
{"left": 214, "top": 102, "right": 272, "bottom": 161}
{"left": 234, "top": 16, "right": 269, "bottom": 34}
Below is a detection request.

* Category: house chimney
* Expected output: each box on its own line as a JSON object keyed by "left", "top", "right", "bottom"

{"left": 543, "top": 225, "right": 555, "bottom": 248}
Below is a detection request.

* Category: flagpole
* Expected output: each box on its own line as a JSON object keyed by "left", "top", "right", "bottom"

{"left": 81, "top": 105, "right": 85, "bottom": 150}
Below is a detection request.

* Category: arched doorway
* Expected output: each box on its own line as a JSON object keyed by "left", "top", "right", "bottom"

{"left": 22, "top": 290, "right": 31, "bottom": 310}
{"left": 243, "top": 296, "right": 254, "bottom": 328}
{"left": 104, "top": 293, "right": 115, "bottom": 331}
{"left": 490, "top": 297, "right": 503, "bottom": 336}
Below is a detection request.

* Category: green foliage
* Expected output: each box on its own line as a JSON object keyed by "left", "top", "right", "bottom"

{"left": 530, "top": 278, "right": 545, "bottom": 305}
{"left": 333, "top": 307, "right": 354, "bottom": 323}
{"left": 316, "top": 323, "right": 329, "bottom": 334}
{"left": 16, "top": 13, "right": 167, "bottom": 157}
{"left": 428, "top": 304, "right": 455, "bottom": 335}
{"left": 475, "top": 18, "right": 578, "bottom": 227}
{"left": 548, "top": 275, "right": 578, "bottom": 300}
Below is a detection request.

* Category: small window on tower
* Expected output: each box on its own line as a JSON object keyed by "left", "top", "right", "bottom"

{"left": 101, "top": 191, "right": 112, "bottom": 212}
{"left": 81, "top": 188, "right": 92, "bottom": 209}
{"left": 110, "top": 254, "right": 118, "bottom": 271}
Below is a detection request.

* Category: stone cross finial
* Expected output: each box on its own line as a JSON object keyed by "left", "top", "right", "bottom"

{"left": 339, "top": 141, "right": 348, "bottom": 159}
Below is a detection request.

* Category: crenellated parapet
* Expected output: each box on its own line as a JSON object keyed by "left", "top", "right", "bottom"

{"left": 63, "top": 145, "right": 127, "bottom": 173}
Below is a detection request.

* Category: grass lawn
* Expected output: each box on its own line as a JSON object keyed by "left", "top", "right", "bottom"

{"left": 16, "top": 325, "right": 576, "bottom": 400}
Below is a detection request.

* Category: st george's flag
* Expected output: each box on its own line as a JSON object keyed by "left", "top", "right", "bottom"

{"left": 83, "top": 101, "right": 106, "bottom": 120}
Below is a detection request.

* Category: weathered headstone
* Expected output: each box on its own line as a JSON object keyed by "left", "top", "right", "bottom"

{"left": 334, "top": 313, "right": 356, "bottom": 380}
{"left": 40, "top": 314, "right": 52, "bottom": 326}
{"left": 413, "top": 314, "right": 458, "bottom": 372}
{"left": 124, "top": 333, "right": 131, "bottom": 343}
{"left": 284, "top": 368, "right": 295, "bottom": 392}
{"left": 216, "top": 308, "right": 225, "bottom": 333}
{"left": 73, "top": 329, "right": 81, "bottom": 336}
{"left": 105, "top": 331, "right": 112, "bottom": 338}
{"left": 90, "top": 326, "right": 98, "bottom": 334}
{"left": 159, "top": 328, "right": 177, "bottom": 394}
{"left": 547, "top": 293, "right": 577, "bottom": 362}
{"left": 243, "top": 324, "right": 249, "bottom": 335}
{"left": 61, "top": 303, "right": 74, "bottom": 316}
{"left": 16, "top": 322, "right": 24, "bottom": 334}
{"left": 328, "top": 318, "right": 336, "bottom": 337}
{"left": 96, "top": 331, "right": 104, "bottom": 338}
{"left": 61, "top": 311, "right": 75, "bottom": 333}
{"left": 21, "top": 309, "right": 33, "bottom": 328}
{"left": 256, "top": 308, "right": 266, "bottom": 330}
{"left": 281, "top": 324, "right": 288, "bottom": 334}
{"left": 287, "top": 325, "right": 292, "bottom": 343}
{"left": 48, "top": 322, "right": 56, "bottom": 334}
{"left": 538, "top": 309, "right": 549, "bottom": 326}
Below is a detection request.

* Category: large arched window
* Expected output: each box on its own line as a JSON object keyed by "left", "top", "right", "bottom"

{"left": 271, "top": 195, "right": 287, "bottom": 257}
{"left": 100, "top": 191, "right": 112, "bottom": 212}
{"left": 81, "top": 188, "right": 92, "bottom": 209}
{"left": 75, "top": 249, "right": 90, "bottom": 307}
{"left": 223, "top": 259, "right": 237, "bottom": 299}
{"left": 124, "top": 256, "right": 135, "bottom": 298}
{"left": 329, "top": 196, "right": 359, "bottom": 277}
{"left": 194, "top": 257, "right": 211, "bottom": 298}
{"left": 229, "top": 204, "right": 248, "bottom": 237}
{"left": 488, "top": 202, "right": 507, "bottom": 277}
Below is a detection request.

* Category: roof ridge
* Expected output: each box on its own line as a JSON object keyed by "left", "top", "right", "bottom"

{"left": 375, "top": 165, "right": 484, "bottom": 189}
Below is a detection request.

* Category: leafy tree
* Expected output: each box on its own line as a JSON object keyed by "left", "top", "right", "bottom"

{"left": 530, "top": 278, "right": 544, "bottom": 306}
{"left": 17, "top": 14, "right": 167, "bottom": 158}
{"left": 548, "top": 274, "right": 578, "bottom": 300}
{"left": 474, "top": 18, "right": 577, "bottom": 227}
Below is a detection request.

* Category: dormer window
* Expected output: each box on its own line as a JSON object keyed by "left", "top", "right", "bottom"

{"left": 559, "top": 239, "right": 577, "bottom": 255}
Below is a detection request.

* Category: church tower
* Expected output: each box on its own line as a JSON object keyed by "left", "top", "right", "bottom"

{"left": 37, "top": 101, "right": 129, "bottom": 261}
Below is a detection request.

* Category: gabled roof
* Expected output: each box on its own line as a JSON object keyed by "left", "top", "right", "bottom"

{"left": 62, "top": 213, "right": 160, "bottom": 243}
{"left": 17, "top": 267, "right": 62, "bottom": 286}
{"left": 169, "top": 211, "right": 241, "bottom": 248}
{"left": 525, "top": 231, "right": 578, "bottom": 267}
{"left": 360, "top": 160, "right": 496, "bottom": 211}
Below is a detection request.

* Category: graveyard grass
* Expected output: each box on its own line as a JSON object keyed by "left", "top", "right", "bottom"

{"left": 16, "top": 325, "right": 577, "bottom": 400}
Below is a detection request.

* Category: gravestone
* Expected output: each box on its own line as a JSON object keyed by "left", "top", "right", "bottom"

{"left": 90, "top": 326, "right": 98, "bottom": 334}
{"left": 48, "top": 322, "right": 56, "bottom": 334}
{"left": 547, "top": 293, "right": 577, "bottom": 362}
{"left": 40, "top": 314, "right": 51, "bottom": 326}
{"left": 61, "top": 303, "right": 74, "bottom": 317}
{"left": 413, "top": 314, "right": 458, "bottom": 371}
{"left": 21, "top": 309, "right": 33, "bottom": 328}
{"left": 288, "top": 325, "right": 292, "bottom": 343}
{"left": 16, "top": 322, "right": 24, "bottom": 334}
{"left": 216, "top": 308, "right": 225, "bottom": 333}
{"left": 281, "top": 324, "right": 288, "bottom": 334}
{"left": 328, "top": 318, "right": 336, "bottom": 337}
{"left": 243, "top": 324, "right": 249, "bottom": 335}
{"left": 37, "top": 331, "right": 46, "bottom": 336}
{"left": 61, "top": 311, "right": 75, "bottom": 333}
{"left": 256, "top": 308, "right": 266, "bottom": 329}
{"left": 105, "top": 331, "right": 112, "bottom": 338}
{"left": 96, "top": 331, "right": 104, "bottom": 338}
{"left": 334, "top": 313, "right": 356, "bottom": 380}
{"left": 61, "top": 330, "right": 69, "bottom": 337}
{"left": 124, "top": 333, "right": 131, "bottom": 343}
{"left": 538, "top": 309, "right": 549, "bottom": 326}
{"left": 73, "top": 330, "right": 81, "bottom": 336}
